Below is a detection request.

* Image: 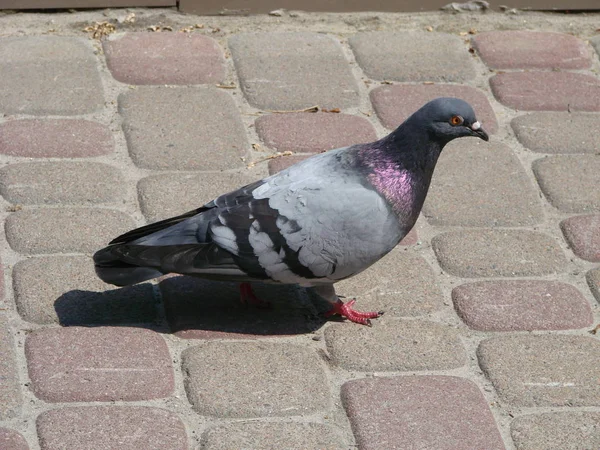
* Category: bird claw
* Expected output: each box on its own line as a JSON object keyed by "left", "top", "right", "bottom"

{"left": 239, "top": 283, "right": 271, "bottom": 309}
{"left": 325, "top": 299, "right": 383, "bottom": 326}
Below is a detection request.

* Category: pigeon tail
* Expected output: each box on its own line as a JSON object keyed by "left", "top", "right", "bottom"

{"left": 93, "top": 246, "right": 164, "bottom": 286}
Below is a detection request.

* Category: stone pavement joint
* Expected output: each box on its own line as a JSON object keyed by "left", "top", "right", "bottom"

{"left": 0, "top": 314, "right": 21, "bottom": 420}
{"left": 587, "top": 268, "right": 600, "bottom": 303}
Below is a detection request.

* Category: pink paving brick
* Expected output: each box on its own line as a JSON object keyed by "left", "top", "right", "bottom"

{"left": 473, "top": 31, "right": 591, "bottom": 70}
{"left": 104, "top": 32, "right": 226, "bottom": 85}
{"left": 268, "top": 155, "right": 311, "bottom": 174}
{"left": 37, "top": 406, "right": 188, "bottom": 450}
{"left": 490, "top": 72, "right": 600, "bottom": 111}
{"left": 342, "top": 376, "right": 505, "bottom": 450}
{"left": 255, "top": 112, "right": 377, "bottom": 153}
{"left": 0, "top": 428, "right": 29, "bottom": 450}
{"left": 0, "top": 119, "right": 114, "bottom": 158}
{"left": 25, "top": 327, "right": 174, "bottom": 402}
{"left": 371, "top": 84, "right": 498, "bottom": 133}
{"left": 452, "top": 280, "right": 593, "bottom": 331}
{"left": 561, "top": 214, "right": 600, "bottom": 262}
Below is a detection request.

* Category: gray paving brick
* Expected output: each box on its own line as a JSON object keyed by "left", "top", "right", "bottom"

{"left": 587, "top": 268, "right": 600, "bottom": 303}
{"left": 342, "top": 376, "right": 505, "bottom": 450}
{"left": 371, "top": 84, "right": 498, "bottom": 133}
{"left": 511, "top": 412, "right": 600, "bottom": 450}
{"left": 0, "top": 36, "right": 104, "bottom": 115}
{"left": 0, "top": 314, "right": 21, "bottom": 420}
{"left": 561, "top": 214, "right": 600, "bottom": 262}
{"left": 26, "top": 327, "right": 174, "bottom": 402}
{"left": 452, "top": 280, "right": 593, "bottom": 331}
{"left": 201, "top": 422, "right": 347, "bottom": 450}
{"left": 182, "top": 341, "right": 328, "bottom": 417}
{"left": 5, "top": 208, "right": 134, "bottom": 254}
{"left": 160, "top": 276, "right": 319, "bottom": 339}
{"left": 432, "top": 229, "right": 567, "bottom": 277}
{"left": 325, "top": 319, "right": 465, "bottom": 371}
{"left": 473, "top": 31, "right": 591, "bottom": 70}
{"left": 511, "top": 112, "right": 600, "bottom": 154}
{"left": 229, "top": 32, "right": 359, "bottom": 110}
{"left": 0, "top": 162, "right": 125, "bottom": 206}
{"left": 350, "top": 32, "right": 475, "bottom": 82}
{"left": 478, "top": 335, "right": 600, "bottom": 407}
{"left": 120, "top": 86, "right": 247, "bottom": 170}
{"left": 0, "top": 119, "right": 114, "bottom": 158}
{"left": 104, "top": 32, "right": 225, "bottom": 85}
{"left": 490, "top": 72, "right": 600, "bottom": 111}
{"left": 36, "top": 406, "right": 188, "bottom": 450}
{"left": 138, "top": 171, "right": 259, "bottom": 222}
{"left": 0, "top": 429, "right": 28, "bottom": 450}
{"left": 424, "top": 140, "right": 542, "bottom": 226}
{"left": 592, "top": 36, "right": 600, "bottom": 57}
{"left": 533, "top": 155, "right": 600, "bottom": 213}
{"left": 13, "top": 255, "right": 156, "bottom": 325}
{"left": 255, "top": 112, "right": 377, "bottom": 153}
{"left": 335, "top": 250, "right": 443, "bottom": 317}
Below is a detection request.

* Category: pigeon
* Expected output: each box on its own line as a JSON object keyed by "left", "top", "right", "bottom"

{"left": 94, "top": 97, "right": 489, "bottom": 325}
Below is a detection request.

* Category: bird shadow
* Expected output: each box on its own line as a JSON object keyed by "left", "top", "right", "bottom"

{"left": 54, "top": 276, "right": 328, "bottom": 338}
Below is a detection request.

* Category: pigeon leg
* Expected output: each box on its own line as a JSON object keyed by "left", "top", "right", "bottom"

{"left": 239, "top": 282, "right": 271, "bottom": 309}
{"left": 310, "top": 285, "right": 382, "bottom": 326}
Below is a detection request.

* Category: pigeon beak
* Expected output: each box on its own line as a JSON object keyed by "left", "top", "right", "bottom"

{"left": 470, "top": 121, "right": 489, "bottom": 141}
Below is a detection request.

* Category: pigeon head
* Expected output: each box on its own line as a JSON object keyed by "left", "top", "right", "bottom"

{"left": 411, "top": 97, "right": 489, "bottom": 144}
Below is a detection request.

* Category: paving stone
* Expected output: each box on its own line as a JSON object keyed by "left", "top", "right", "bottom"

{"left": 13, "top": 255, "right": 156, "bottom": 325}
{"left": 335, "top": 250, "right": 443, "bottom": 317}
{"left": 490, "top": 72, "right": 600, "bottom": 111}
{"left": 511, "top": 412, "right": 600, "bottom": 450}
{"left": 182, "top": 341, "right": 328, "bottom": 417}
{"left": 371, "top": 84, "right": 498, "bottom": 133}
{"left": 104, "top": 32, "right": 225, "bottom": 85}
{"left": 120, "top": 86, "right": 247, "bottom": 170}
{"left": 0, "top": 429, "right": 29, "bottom": 450}
{"left": 255, "top": 112, "right": 377, "bottom": 153}
{"left": 473, "top": 31, "right": 591, "bottom": 70}
{"left": 342, "top": 376, "right": 505, "bottom": 450}
{"left": 0, "top": 119, "right": 114, "bottom": 158}
{"left": 160, "top": 276, "right": 320, "bottom": 339}
{"left": 325, "top": 319, "right": 465, "bottom": 371}
{"left": 138, "top": 171, "right": 259, "bottom": 222}
{"left": 452, "top": 280, "right": 593, "bottom": 331}
{"left": 424, "top": 139, "right": 542, "bottom": 226}
{"left": 201, "top": 422, "right": 347, "bottom": 450}
{"left": 268, "top": 155, "right": 311, "bottom": 174}
{"left": 561, "top": 214, "right": 600, "bottom": 262}
{"left": 478, "top": 335, "right": 600, "bottom": 407}
{"left": 592, "top": 36, "right": 600, "bottom": 57}
{"left": 5, "top": 208, "right": 134, "bottom": 254}
{"left": 0, "top": 314, "right": 21, "bottom": 420}
{"left": 432, "top": 229, "right": 567, "bottom": 278}
{"left": 0, "top": 36, "right": 103, "bottom": 115}
{"left": 511, "top": 112, "right": 600, "bottom": 154}
{"left": 229, "top": 32, "right": 359, "bottom": 110}
{"left": 587, "top": 268, "right": 600, "bottom": 303}
{"left": 0, "top": 162, "right": 125, "bottom": 205}
{"left": 533, "top": 155, "right": 600, "bottom": 213}
{"left": 26, "top": 327, "right": 174, "bottom": 402}
{"left": 350, "top": 32, "right": 475, "bottom": 82}
{"left": 36, "top": 406, "right": 188, "bottom": 450}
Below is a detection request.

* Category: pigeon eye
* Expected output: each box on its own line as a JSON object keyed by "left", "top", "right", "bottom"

{"left": 450, "top": 115, "right": 464, "bottom": 126}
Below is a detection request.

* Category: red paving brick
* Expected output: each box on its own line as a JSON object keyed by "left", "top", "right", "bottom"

{"left": 104, "top": 32, "right": 226, "bottom": 85}
{"left": 36, "top": 406, "right": 188, "bottom": 450}
{"left": 268, "top": 155, "right": 311, "bottom": 174}
{"left": 473, "top": 31, "right": 591, "bottom": 69}
{"left": 452, "top": 280, "right": 593, "bottom": 331}
{"left": 371, "top": 84, "right": 498, "bottom": 133}
{"left": 561, "top": 214, "right": 600, "bottom": 262}
{"left": 342, "top": 376, "right": 505, "bottom": 450}
{"left": 25, "top": 327, "right": 174, "bottom": 402}
{"left": 490, "top": 72, "right": 600, "bottom": 111}
{"left": 255, "top": 112, "right": 377, "bottom": 153}
{"left": 0, "top": 119, "right": 114, "bottom": 158}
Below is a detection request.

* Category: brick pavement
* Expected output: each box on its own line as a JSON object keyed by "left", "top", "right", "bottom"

{"left": 0, "top": 8, "right": 599, "bottom": 449}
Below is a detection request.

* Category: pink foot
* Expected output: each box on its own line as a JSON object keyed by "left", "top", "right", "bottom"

{"left": 239, "top": 282, "right": 271, "bottom": 309}
{"left": 325, "top": 299, "right": 383, "bottom": 326}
